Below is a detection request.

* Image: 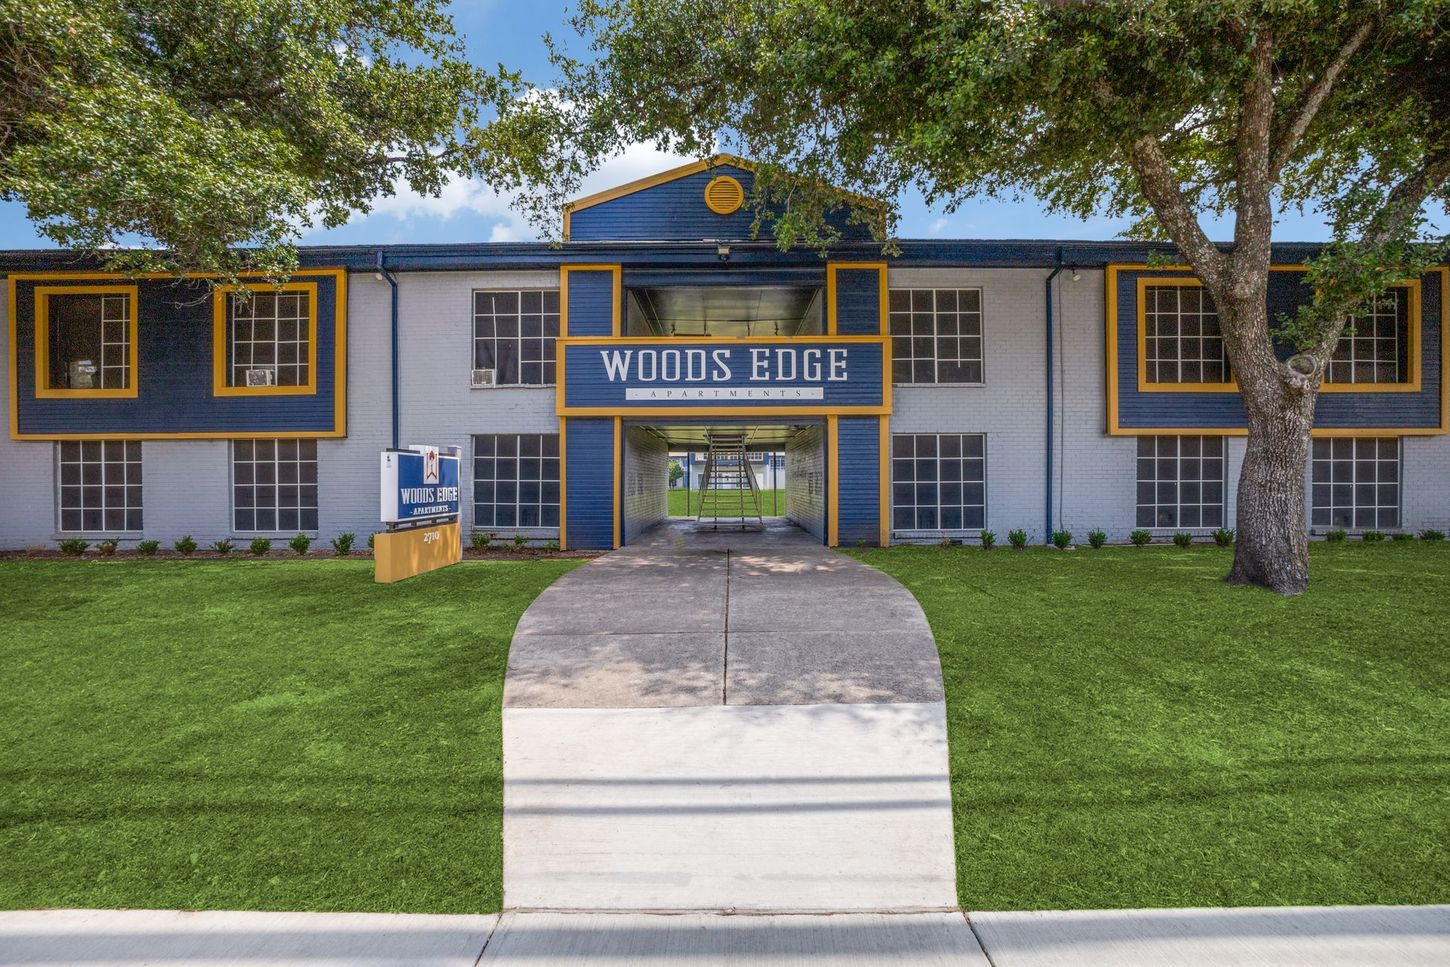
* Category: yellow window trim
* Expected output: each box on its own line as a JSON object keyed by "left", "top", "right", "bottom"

{"left": 1135, "top": 274, "right": 1423, "bottom": 394}
{"left": 212, "top": 281, "right": 319, "bottom": 397}
{"left": 33, "top": 285, "right": 140, "bottom": 399}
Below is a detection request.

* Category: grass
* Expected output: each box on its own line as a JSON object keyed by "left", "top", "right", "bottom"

{"left": 668, "top": 488, "right": 786, "bottom": 517}
{"left": 0, "top": 558, "right": 578, "bottom": 914}
{"left": 848, "top": 543, "right": 1450, "bottom": 910}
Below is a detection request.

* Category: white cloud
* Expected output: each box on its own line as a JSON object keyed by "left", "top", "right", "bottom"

{"left": 304, "top": 141, "right": 697, "bottom": 243}
{"left": 929, "top": 217, "right": 948, "bottom": 235}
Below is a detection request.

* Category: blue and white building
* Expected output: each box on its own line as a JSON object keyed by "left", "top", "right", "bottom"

{"left": 2, "top": 156, "right": 1447, "bottom": 549}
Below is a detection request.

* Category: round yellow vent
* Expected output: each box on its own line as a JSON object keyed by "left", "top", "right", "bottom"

{"left": 704, "top": 175, "right": 745, "bottom": 215}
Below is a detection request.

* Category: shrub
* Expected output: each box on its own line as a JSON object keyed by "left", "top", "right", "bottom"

{"left": 1361, "top": 530, "right": 1386, "bottom": 543}
{"left": 1419, "top": 529, "right": 1446, "bottom": 542}
{"left": 1129, "top": 529, "right": 1152, "bottom": 547}
{"left": 1212, "top": 527, "right": 1235, "bottom": 547}
{"left": 137, "top": 539, "right": 160, "bottom": 556}
{"left": 58, "top": 538, "right": 89, "bottom": 556}
{"left": 289, "top": 533, "right": 311, "bottom": 555}
{"left": 249, "top": 537, "right": 272, "bottom": 556}
{"left": 330, "top": 532, "right": 355, "bottom": 557}
{"left": 211, "top": 538, "right": 233, "bottom": 556}
{"left": 367, "top": 532, "right": 377, "bottom": 550}
{"left": 96, "top": 538, "right": 118, "bottom": 557}
{"left": 470, "top": 530, "right": 492, "bottom": 552}
{"left": 1173, "top": 532, "right": 1194, "bottom": 548}
{"left": 1325, "top": 529, "right": 1347, "bottom": 543}
{"left": 938, "top": 533, "right": 954, "bottom": 549}
{"left": 1051, "top": 530, "right": 1073, "bottom": 549}
{"left": 513, "top": 534, "right": 527, "bottom": 550}
{"left": 544, "top": 541, "right": 560, "bottom": 552}
{"left": 980, "top": 529, "right": 996, "bottom": 551}
{"left": 1008, "top": 528, "right": 1028, "bottom": 550}
{"left": 1391, "top": 531, "right": 1414, "bottom": 542}
{"left": 174, "top": 535, "right": 197, "bottom": 555}
{"left": 1087, "top": 529, "right": 1106, "bottom": 549}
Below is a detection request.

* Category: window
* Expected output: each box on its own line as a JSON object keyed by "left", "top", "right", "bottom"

{"left": 473, "top": 434, "right": 560, "bottom": 528}
{"left": 888, "top": 289, "right": 984, "bottom": 384}
{"left": 57, "top": 441, "right": 142, "bottom": 532}
{"left": 473, "top": 290, "right": 560, "bottom": 385}
{"left": 35, "top": 286, "right": 138, "bottom": 397}
{"left": 214, "top": 284, "right": 316, "bottom": 394}
{"left": 1327, "top": 287, "right": 1413, "bottom": 385}
{"left": 1136, "top": 436, "right": 1226, "bottom": 528}
{"left": 1312, "top": 438, "right": 1400, "bottom": 530}
{"left": 891, "top": 433, "right": 986, "bottom": 531}
{"left": 1142, "top": 283, "right": 1232, "bottom": 385}
{"left": 233, "top": 440, "right": 319, "bottom": 533}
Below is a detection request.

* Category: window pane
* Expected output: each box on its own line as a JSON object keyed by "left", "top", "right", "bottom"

{"left": 1135, "top": 435, "right": 1225, "bottom": 531}
{"left": 230, "top": 290, "right": 311, "bottom": 387}
{"left": 233, "top": 439, "right": 319, "bottom": 532}
{"left": 56, "top": 439, "right": 142, "bottom": 531}
{"left": 1310, "top": 437, "right": 1400, "bottom": 531}
{"left": 474, "top": 290, "right": 559, "bottom": 385}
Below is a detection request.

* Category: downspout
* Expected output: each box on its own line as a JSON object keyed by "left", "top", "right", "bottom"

{"left": 1044, "top": 248, "right": 1063, "bottom": 544}
{"left": 375, "top": 250, "right": 400, "bottom": 450}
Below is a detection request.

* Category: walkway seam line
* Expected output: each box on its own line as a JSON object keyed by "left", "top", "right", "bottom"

{"left": 964, "top": 911, "right": 999, "bottom": 967}
{"left": 471, "top": 912, "right": 503, "bottom": 967}
{"left": 721, "top": 548, "right": 731, "bottom": 706}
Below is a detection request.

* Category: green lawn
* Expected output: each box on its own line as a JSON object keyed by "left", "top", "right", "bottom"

{"left": 0, "top": 558, "right": 577, "bottom": 914}
{"left": 849, "top": 543, "right": 1450, "bottom": 911}
{"left": 668, "top": 488, "right": 786, "bottom": 517}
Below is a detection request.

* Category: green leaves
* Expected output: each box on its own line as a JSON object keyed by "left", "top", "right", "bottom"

{"left": 0, "top": 0, "right": 504, "bottom": 279}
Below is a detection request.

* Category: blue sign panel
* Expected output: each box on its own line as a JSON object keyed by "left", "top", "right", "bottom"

{"left": 380, "top": 446, "right": 462, "bottom": 524}
{"left": 560, "top": 338, "right": 887, "bottom": 414}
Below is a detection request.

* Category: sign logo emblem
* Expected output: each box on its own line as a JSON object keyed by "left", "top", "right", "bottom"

{"left": 422, "top": 446, "right": 440, "bottom": 484}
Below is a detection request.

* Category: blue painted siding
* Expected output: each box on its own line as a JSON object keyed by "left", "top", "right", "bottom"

{"left": 835, "top": 268, "right": 883, "bottom": 335}
{"left": 11, "top": 273, "right": 344, "bottom": 437}
{"left": 565, "top": 269, "right": 616, "bottom": 336}
{"left": 1114, "top": 268, "right": 1444, "bottom": 430}
{"left": 562, "top": 340, "right": 885, "bottom": 412}
{"left": 568, "top": 164, "right": 872, "bottom": 243}
{"left": 564, "top": 417, "right": 615, "bottom": 549}
{"left": 836, "top": 417, "right": 882, "bottom": 545}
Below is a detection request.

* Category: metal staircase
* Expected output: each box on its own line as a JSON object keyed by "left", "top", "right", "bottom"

{"left": 696, "top": 432, "right": 764, "bottom": 530}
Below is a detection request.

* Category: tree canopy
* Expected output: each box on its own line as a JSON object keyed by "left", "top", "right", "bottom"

{"left": 1, "top": 0, "right": 504, "bottom": 277}
{"left": 485, "top": 0, "right": 1450, "bottom": 593}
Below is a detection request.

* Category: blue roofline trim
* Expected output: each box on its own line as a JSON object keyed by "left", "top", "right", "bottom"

{"left": 0, "top": 239, "right": 1344, "bottom": 274}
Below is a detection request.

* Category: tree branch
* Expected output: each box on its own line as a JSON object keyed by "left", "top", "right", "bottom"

{"left": 1270, "top": 20, "right": 1375, "bottom": 175}
{"left": 1232, "top": 27, "right": 1276, "bottom": 278}
{"left": 1366, "top": 148, "right": 1450, "bottom": 245}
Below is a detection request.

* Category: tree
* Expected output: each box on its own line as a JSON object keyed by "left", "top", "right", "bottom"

{"left": 481, "top": 0, "right": 1450, "bottom": 594}
{"left": 669, "top": 459, "right": 684, "bottom": 485}
{"left": 1, "top": 0, "right": 503, "bottom": 278}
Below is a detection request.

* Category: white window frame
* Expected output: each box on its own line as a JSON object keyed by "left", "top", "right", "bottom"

{"left": 888, "top": 288, "right": 986, "bottom": 386}
{"left": 1135, "top": 435, "right": 1228, "bottom": 530}
{"left": 228, "top": 290, "right": 311, "bottom": 388}
{"left": 471, "top": 433, "right": 561, "bottom": 532}
{"left": 1311, "top": 437, "right": 1401, "bottom": 531}
{"left": 1142, "top": 283, "right": 1232, "bottom": 385}
{"left": 891, "top": 432, "right": 988, "bottom": 535}
{"left": 1327, "top": 288, "right": 1411, "bottom": 385}
{"left": 471, "top": 289, "right": 560, "bottom": 387}
{"left": 56, "top": 440, "right": 143, "bottom": 534}
{"left": 230, "top": 439, "right": 320, "bottom": 535}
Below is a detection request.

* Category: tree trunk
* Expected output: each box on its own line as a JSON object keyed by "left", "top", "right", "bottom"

{"left": 1221, "top": 296, "right": 1317, "bottom": 595}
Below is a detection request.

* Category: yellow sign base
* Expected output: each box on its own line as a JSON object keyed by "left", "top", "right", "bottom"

{"left": 374, "top": 521, "right": 462, "bottom": 583}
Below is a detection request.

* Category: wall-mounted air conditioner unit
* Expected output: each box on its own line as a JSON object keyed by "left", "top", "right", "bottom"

{"left": 471, "top": 368, "right": 496, "bottom": 389}
{"left": 245, "top": 368, "right": 277, "bottom": 387}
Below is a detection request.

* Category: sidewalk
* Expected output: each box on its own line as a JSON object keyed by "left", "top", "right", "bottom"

{"left": 3, "top": 905, "right": 1447, "bottom": 965}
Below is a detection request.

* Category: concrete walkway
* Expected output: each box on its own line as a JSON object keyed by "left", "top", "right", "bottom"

{"left": 5, "top": 906, "right": 1448, "bottom": 965}
{"left": 502, "top": 519, "right": 956, "bottom": 910}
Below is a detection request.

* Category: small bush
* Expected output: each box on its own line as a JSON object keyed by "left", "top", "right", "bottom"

{"left": 513, "top": 534, "right": 527, "bottom": 550}
{"left": 249, "top": 537, "right": 272, "bottom": 556}
{"left": 96, "top": 538, "right": 119, "bottom": 556}
{"left": 211, "top": 538, "right": 233, "bottom": 556}
{"left": 1325, "top": 529, "right": 1347, "bottom": 543}
{"left": 289, "top": 533, "right": 311, "bottom": 555}
{"left": 980, "top": 529, "right": 996, "bottom": 551}
{"left": 544, "top": 541, "right": 560, "bottom": 552}
{"left": 1212, "top": 527, "right": 1235, "bottom": 547}
{"left": 1361, "top": 530, "right": 1386, "bottom": 543}
{"left": 58, "top": 538, "right": 89, "bottom": 556}
{"left": 1391, "top": 532, "right": 1414, "bottom": 542}
{"left": 470, "top": 530, "right": 492, "bottom": 552}
{"left": 331, "top": 532, "right": 355, "bottom": 557}
{"left": 1419, "top": 529, "right": 1446, "bottom": 542}
{"left": 938, "top": 533, "right": 954, "bottom": 549}
{"left": 367, "top": 532, "right": 377, "bottom": 550}
{"left": 174, "top": 535, "right": 197, "bottom": 555}
{"left": 1087, "top": 529, "right": 1106, "bottom": 549}
{"left": 855, "top": 538, "right": 867, "bottom": 548}
{"left": 1173, "top": 532, "right": 1194, "bottom": 548}
{"left": 1129, "top": 529, "right": 1152, "bottom": 547}
{"left": 1008, "top": 528, "right": 1028, "bottom": 550}
{"left": 137, "top": 539, "right": 160, "bottom": 556}
{"left": 1051, "top": 530, "right": 1073, "bottom": 550}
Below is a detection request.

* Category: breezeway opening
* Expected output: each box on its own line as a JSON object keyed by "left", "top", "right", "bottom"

{"left": 622, "top": 420, "right": 826, "bottom": 545}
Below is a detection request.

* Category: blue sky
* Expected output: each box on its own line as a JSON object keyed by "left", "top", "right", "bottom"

{"left": 0, "top": 2, "right": 1351, "bottom": 251}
